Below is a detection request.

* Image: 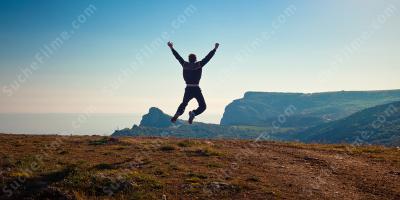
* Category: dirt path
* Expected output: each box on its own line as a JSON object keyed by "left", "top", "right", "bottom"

{"left": 223, "top": 141, "right": 400, "bottom": 199}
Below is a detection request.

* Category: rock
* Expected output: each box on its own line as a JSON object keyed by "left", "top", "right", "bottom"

{"left": 140, "top": 107, "right": 178, "bottom": 128}
{"left": 207, "top": 182, "right": 239, "bottom": 192}
{"left": 389, "top": 171, "right": 400, "bottom": 176}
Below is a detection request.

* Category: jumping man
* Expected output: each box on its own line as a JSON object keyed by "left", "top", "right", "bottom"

{"left": 168, "top": 41, "right": 219, "bottom": 124}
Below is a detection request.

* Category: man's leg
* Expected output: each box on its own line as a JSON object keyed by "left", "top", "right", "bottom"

{"left": 188, "top": 87, "right": 206, "bottom": 124}
{"left": 171, "top": 87, "right": 193, "bottom": 122}
{"left": 193, "top": 88, "right": 206, "bottom": 115}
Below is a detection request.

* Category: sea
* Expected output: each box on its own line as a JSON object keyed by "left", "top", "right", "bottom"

{"left": 0, "top": 113, "right": 221, "bottom": 135}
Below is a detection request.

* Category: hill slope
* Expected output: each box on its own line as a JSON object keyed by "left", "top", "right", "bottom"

{"left": 0, "top": 134, "right": 399, "bottom": 199}
{"left": 221, "top": 90, "right": 400, "bottom": 128}
{"left": 292, "top": 101, "right": 400, "bottom": 146}
{"left": 113, "top": 107, "right": 274, "bottom": 139}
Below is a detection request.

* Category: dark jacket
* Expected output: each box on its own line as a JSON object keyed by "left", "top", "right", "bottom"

{"left": 171, "top": 48, "right": 216, "bottom": 85}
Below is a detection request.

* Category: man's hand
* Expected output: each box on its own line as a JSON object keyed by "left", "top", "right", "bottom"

{"left": 168, "top": 41, "right": 173, "bottom": 49}
{"left": 215, "top": 43, "right": 220, "bottom": 50}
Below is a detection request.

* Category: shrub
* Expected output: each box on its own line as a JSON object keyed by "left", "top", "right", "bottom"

{"left": 159, "top": 145, "right": 176, "bottom": 151}
{"left": 246, "top": 176, "right": 260, "bottom": 182}
{"left": 194, "top": 147, "right": 222, "bottom": 157}
{"left": 88, "top": 137, "right": 109, "bottom": 145}
{"left": 93, "top": 163, "right": 114, "bottom": 170}
{"left": 177, "top": 140, "right": 199, "bottom": 147}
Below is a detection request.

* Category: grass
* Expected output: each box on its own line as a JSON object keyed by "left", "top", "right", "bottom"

{"left": 64, "top": 170, "right": 117, "bottom": 196}
{"left": 114, "top": 146, "right": 127, "bottom": 150}
{"left": 192, "top": 147, "right": 223, "bottom": 157}
{"left": 207, "top": 162, "right": 223, "bottom": 168}
{"left": 93, "top": 163, "right": 114, "bottom": 170}
{"left": 1, "top": 134, "right": 399, "bottom": 200}
{"left": 62, "top": 168, "right": 163, "bottom": 197}
{"left": 14, "top": 155, "right": 43, "bottom": 171}
{"left": 168, "top": 163, "right": 181, "bottom": 171}
{"left": 9, "top": 171, "right": 31, "bottom": 178}
{"left": 159, "top": 144, "right": 176, "bottom": 151}
{"left": 128, "top": 171, "right": 164, "bottom": 190}
{"left": 88, "top": 137, "right": 110, "bottom": 145}
{"left": 58, "top": 150, "right": 68, "bottom": 155}
{"left": 246, "top": 175, "right": 260, "bottom": 182}
{"left": 88, "top": 137, "right": 122, "bottom": 146}
{"left": 185, "top": 177, "right": 202, "bottom": 183}
{"left": 152, "top": 167, "right": 169, "bottom": 177}
{"left": 187, "top": 172, "right": 208, "bottom": 180}
{"left": 177, "top": 140, "right": 199, "bottom": 147}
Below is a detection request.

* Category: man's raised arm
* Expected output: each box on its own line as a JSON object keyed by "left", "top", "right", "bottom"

{"left": 199, "top": 43, "right": 219, "bottom": 67}
{"left": 168, "top": 41, "right": 185, "bottom": 66}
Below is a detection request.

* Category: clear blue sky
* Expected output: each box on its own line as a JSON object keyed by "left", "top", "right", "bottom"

{"left": 0, "top": 0, "right": 399, "bottom": 123}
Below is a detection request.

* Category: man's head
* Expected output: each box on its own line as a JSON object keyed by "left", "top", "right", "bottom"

{"left": 188, "top": 54, "right": 197, "bottom": 63}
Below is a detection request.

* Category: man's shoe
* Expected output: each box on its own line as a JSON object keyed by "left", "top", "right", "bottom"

{"left": 188, "top": 111, "right": 196, "bottom": 124}
{"left": 171, "top": 114, "right": 179, "bottom": 123}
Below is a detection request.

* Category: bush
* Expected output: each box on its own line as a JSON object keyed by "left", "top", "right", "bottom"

{"left": 159, "top": 145, "right": 176, "bottom": 151}
{"left": 194, "top": 147, "right": 222, "bottom": 157}
{"left": 93, "top": 163, "right": 114, "bottom": 170}
{"left": 177, "top": 140, "right": 199, "bottom": 147}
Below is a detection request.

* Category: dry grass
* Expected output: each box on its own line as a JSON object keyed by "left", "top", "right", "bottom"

{"left": 0, "top": 134, "right": 399, "bottom": 200}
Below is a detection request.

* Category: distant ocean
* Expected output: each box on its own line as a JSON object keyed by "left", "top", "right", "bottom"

{"left": 0, "top": 113, "right": 140, "bottom": 135}
{"left": 0, "top": 113, "right": 221, "bottom": 135}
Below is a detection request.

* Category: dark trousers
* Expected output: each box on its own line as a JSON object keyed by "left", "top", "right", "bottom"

{"left": 175, "top": 86, "right": 206, "bottom": 116}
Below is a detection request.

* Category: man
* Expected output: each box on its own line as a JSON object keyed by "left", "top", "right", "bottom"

{"left": 168, "top": 41, "right": 219, "bottom": 124}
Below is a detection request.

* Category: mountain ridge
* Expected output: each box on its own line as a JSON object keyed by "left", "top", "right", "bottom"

{"left": 112, "top": 89, "right": 400, "bottom": 147}
{"left": 221, "top": 89, "right": 400, "bottom": 127}
{"left": 292, "top": 101, "right": 400, "bottom": 146}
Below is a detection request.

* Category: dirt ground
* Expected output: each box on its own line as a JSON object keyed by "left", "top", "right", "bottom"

{"left": 0, "top": 134, "right": 399, "bottom": 200}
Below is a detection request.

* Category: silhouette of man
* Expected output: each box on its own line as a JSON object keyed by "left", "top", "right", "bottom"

{"left": 168, "top": 41, "right": 219, "bottom": 124}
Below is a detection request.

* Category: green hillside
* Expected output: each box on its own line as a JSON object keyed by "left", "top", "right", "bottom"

{"left": 292, "top": 101, "right": 400, "bottom": 146}
{"left": 221, "top": 90, "right": 400, "bottom": 128}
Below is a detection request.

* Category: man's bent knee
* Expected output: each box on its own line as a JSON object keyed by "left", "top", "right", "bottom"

{"left": 199, "top": 103, "right": 206, "bottom": 112}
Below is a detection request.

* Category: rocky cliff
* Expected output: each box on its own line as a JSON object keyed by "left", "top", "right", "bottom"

{"left": 220, "top": 90, "right": 400, "bottom": 128}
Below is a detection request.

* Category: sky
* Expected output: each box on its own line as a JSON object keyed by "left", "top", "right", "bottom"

{"left": 0, "top": 0, "right": 399, "bottom": 123}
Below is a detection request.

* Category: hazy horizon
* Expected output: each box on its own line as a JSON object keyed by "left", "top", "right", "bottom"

{"left": 0, "top": 112, "right": 222, "bottom": 135}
